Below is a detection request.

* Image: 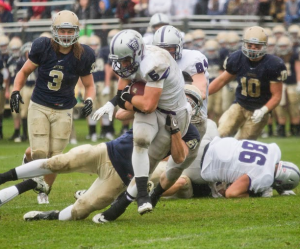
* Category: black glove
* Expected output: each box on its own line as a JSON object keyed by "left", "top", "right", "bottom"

{"left": 10, "top": 91, "right": 24, "bottom": 113}
{"left": 165, "top": 114, "right": 180, "bottom": 135}
{"left": 118, "top": 85, "right": 131, "bottom": 109}
{"left": 120, "top": 85, "right": 133, "bottom": 103}
{"left": 81, "top": 98, "right": 93, "bottom": 117}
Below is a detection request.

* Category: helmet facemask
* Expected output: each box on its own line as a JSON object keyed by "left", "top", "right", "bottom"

{"left": 242, "top": 41, "right": 267, "bottom": 60}
{"left": 52, "top": 27, "right": 80, "bottom": 47}
{"left": 111, "top": 56, "right": 140, "bottom": 78}
{"left": 273, "top": 161, "right": 300, "bottom": 191}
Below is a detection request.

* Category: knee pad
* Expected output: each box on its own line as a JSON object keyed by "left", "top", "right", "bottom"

{"left": 134, "top": 136, "right": 151, "bottom": 149}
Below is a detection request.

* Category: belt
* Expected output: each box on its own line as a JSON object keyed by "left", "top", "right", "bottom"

{"left": 157, "top": 107, "right": 176, "bottom": 115}
{"left": 200, "top": 142, "right": 210, "bottom": 169}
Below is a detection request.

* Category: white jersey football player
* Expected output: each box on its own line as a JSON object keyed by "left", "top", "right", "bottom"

{"left": 201, "top": 137, "right": 300, "bottom": 197}
{"left": 93, "top": 29, "right": 192, "bottom": 215}
{"left": 152, "top": 25, "right": 209, "bottom": 138}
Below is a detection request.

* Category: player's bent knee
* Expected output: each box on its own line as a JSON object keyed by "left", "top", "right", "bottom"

{"left": 166, "top": 168, "right": 183, "bottom": 182}
{"left": 31, "top": 150, "right": 47, "bottom": 160}
{"left": 134, "top": 136, "right": 151, "bottom": 149}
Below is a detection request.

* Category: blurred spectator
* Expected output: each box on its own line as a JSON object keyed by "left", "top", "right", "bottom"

{"left": 148, "top": 0, "right": 171, "bottom": 16}
{"left": 194, "top": 0, "right": 209, "bottom": 14}
{"left": 171, "top": 0, "right": 198, "bottom": 18}
{"left": 257, "top": 0, "right": 271, "bottom": 16}
{"left": 269, "top": 0, "right": 286, "bottom": 22}
{"left": 97, "top": 0, "right": 115, "bottom": 18}
{"left": 0, "top": 0, "right": 13, "bottom": 22}
{"left": 134, "top": 0, "right": 148, "bottom": 17}
{"left": 285, "top": 0, "right": 300, "bottom": 25}
{"left": 115, "top": 0, "right": 136, "bottom": 23}
{"left": 207, "top": 0, "right": 227, "bottom": 15}
{"left": 74, "top": 0, "right": 99, "bottom": 20}
{"left": 225, "top": 0, "right": 259, "bottom": 16}
{"left": 27, "top": 0, "right": 51, "bottom": 20}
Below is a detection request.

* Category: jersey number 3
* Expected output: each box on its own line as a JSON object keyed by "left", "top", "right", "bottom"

{"left": 48, "top": 70, "right": 64, "bottom": 91}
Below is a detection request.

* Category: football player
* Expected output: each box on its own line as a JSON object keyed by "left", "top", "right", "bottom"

{"left": 7, "top": 37, "right": 23, "bottom": 142}
{"left": 93, "top": 29, "right": 193, "bottom": 215}
{"left": 274, "top": 36, "right": 300, "bottom": 137}
{"left": 0, "top": 112, "right": 200, "bottom": 222}
{"left": 201, "top": 137, "right": 300, "bottom": 198}
{"left": 153, "top": 25, "right": 209, "bottom": 140}
{"left": 143, "top": 13, "right": 170, "bottom": 45}
{"left": 209, "top": 26, "right": 287, "bottom": 140}
{"left": 9, "top": 10, "right": 95, "bottom": 203}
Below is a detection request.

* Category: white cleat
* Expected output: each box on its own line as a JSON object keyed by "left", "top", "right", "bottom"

{"left": 23, "top": 210, "right": 59, "bottom": 221}
{"left": 74, "top": 190, "right": 87, "bottom": 199}
{"left": 37, "top": 193, "right": 49, "bottom": 204}
{"left": 92, "top": 213, "right": 109, "bottom": 224}
{"left": 32, "top": 177, "right": 50, "bottom": 194}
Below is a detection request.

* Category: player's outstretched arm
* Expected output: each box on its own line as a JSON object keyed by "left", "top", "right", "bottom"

{"left": 225, "top": 174, "right": 250, "bottom": 198}
{"left": 208, "top": 70, "right": 235, "bottom": 95}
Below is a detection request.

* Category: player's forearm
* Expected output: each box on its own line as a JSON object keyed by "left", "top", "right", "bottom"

{"left": 13, "top": 71, "right": 27, "bottom": 91}
{"left": 170, "top": 131, "right": 186, "bottom": 164}
{"left": 104, "top": 64, "right": 112, "bottom": 87}
{"left": 83, "top": 82, "right": 95, "bottom": 100}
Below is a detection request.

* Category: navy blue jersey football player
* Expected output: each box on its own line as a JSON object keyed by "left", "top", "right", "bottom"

{"left": 209, "top": 26, "right": 287, "bottom": 140}
{"left": 8, "top": 10, "right": 95, "bottom": 204}
{"left": 0, "top": 121, "right": 200, "bottom": 222}
{"left": 274, "top": 36, "right": 300, "bottom": 137}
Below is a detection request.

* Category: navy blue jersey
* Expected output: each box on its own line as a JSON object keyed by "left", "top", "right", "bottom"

{"left": 92, "top": 46, "right": 109, "bottom": 82}
{"left": 17, "top": 58, "right": 36, "bottom": 87}
{"left": 278, "top": 52, "right": 298, "bottom": 85}
{"left": 225, "top": 51, "right": 287, "bottom": 111}
{"left": 1, "top": 53, "right": 9, "bottom": 68}
{"left": 107, "top": 123, "right": 200, "bottom": 186}
{"left": 29, "top": 37, "right": 95, "bottom": 109}
{"left": 219, "top": 47, "right": 230, "bottom": 68}
{"left": 7, "top": 56, "right": 18, "bottom": 86}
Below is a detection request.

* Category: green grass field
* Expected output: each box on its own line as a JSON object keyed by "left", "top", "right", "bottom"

{"left": 0, "top": 117, "right": 300, "bottom": 249}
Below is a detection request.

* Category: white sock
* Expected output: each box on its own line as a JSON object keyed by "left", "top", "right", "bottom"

{"left": 15, "top": 159, "right": 53, "bottom": 179}
{"left": 0, "top": 186, "right": 19, "bottom": 207}
{"left": 127, "top": 180, "right": 138, "bottom": 198}
{"left": 88, "top": 115, "right": 97, "bottom": 126}
{"left": 132, "top": 146, "right": 149, "bottom": 177}
{"left": 58, "top": 205, "right": 73, "bottom": 221}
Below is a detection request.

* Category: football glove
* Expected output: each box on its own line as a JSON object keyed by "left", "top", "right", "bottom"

{"left": 251, "top": 106, "right": 268, "bottom": 124}
{"left": 92, "top": 101, "right": 115, "bottom": 121}
{"left": 10, "top": 91, "right": 24, "bottom": 113}
{"left": 165, "top": 114, "right": 180, "bottom": 135}
{"left": 81, "top": 98, "right": 93, "bottom": 117}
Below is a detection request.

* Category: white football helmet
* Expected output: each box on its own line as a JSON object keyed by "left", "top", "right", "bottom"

{"left": 8, "top": 37, "right": 23, "bottom": 58}
{"left": 78, "top": 35, "right": 89, "bottom": 45}
{"left": 89, "top": 35, "right": 101, "bottom": 53}
{"left": 184, "top": 84, "right": 202, "bottom": 118}
{"left": 191, "top": 29, "right": 206, "bottom": 49}
{"left": 149, "top": 13, "right": 170, "bottom": 32}
{"left": 273, "top": 161, "right": 300, "bottom": 191}
{"left": 20, "top": 42, "right": 32, "bottom": 59}
{"left": 109, "top": 29, "right": 144, "bottom": 78}
{"left": 276, "top": 36, "right": 292, "bottom": 56}
{"left": 51, "top": 10, "right": 80, "bottom": 47}
{"left": 153, "top": 25, "right": 183, "bottom": 60}
{"left": 242, "top": 26, "right": 268, "bottom": 60}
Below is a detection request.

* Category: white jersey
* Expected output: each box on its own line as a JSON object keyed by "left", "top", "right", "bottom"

{"left": 201, "top": 137, "right": 281, "bottom": 193}
{"left": 143, "top": 33, "right": 154, "bottom": 45}
{"left": 177, "top": 49, "right": 210, "bottom": 122}
{"left": 128, "top": 45, "right": 187, "bottom": 112}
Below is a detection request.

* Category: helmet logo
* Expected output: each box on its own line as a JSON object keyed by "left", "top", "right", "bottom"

{"left": 175, "top": 30, "right": 181, "bottom": 39}
{"left": 127, "top": 38, "right": 139, "bottom": 52}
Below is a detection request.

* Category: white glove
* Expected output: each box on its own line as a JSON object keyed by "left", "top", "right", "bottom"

{"left": 251, "top": 106, "right": 268, "bottom": 124}
{"left": 92, "top": 101, "right": 115, "bottom": 121}
{"left": 102, "top": 86, "right": 110, "bottom": 96}
{"left": 280, "top": 190, "right": 296, "bottom": 196}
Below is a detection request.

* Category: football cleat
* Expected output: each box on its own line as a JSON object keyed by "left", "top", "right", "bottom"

{"left": 74, "top": 189, "right": 87, "bottom": 199}
{"left": 37, "top": 193, "right": 49, "bottom": 204}
{"left": 23, "top": 210, "right": 59, "bottom": 221}
{"left": 92, "top": 213, "right": 109, "bottom": 224}
{"left": 32, "top": 177, "right": 50, "bottom": 195}
{"left": 137, "top": 195, "right": 152, "bottom": 215}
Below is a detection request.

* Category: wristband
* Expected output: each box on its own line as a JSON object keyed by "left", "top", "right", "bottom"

{"left": 123, "top": 93, "right": 133, "bottom": 103}
{"left": 109, "top": 90, "right": 122, "bottom": 106}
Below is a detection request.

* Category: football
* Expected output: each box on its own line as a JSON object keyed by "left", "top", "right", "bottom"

{"left": 130, "top": 80, "right": 146, "bottom": 96}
